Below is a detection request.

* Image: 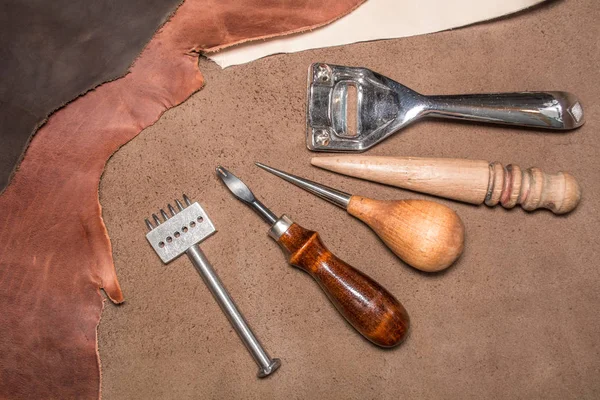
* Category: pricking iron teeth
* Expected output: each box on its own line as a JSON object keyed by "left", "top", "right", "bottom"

{"left": 307, "top": 63, "right": 585, "bottom": 152}
{"left": 144, "top": 195, "right": 280, "bottom": 378}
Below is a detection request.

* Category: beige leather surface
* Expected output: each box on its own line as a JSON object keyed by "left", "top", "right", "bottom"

{"left": 99, "top": 1, "right": 600, "bottom": 398}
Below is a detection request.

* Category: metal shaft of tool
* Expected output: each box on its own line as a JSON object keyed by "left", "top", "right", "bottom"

{"left": 186, "top": 244, "right": 280, "bottom": 378}
{"left": 249, "top": 199, "right": 278, "bottom": 225}
{"left": 256, "top": 163, "right": 351, "bottom": 209}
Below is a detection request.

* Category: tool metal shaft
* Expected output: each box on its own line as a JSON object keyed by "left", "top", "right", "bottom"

{"left": 249, "top": 198, "right": 278, "bottom": 225}
{"left": 255, "top": 162, "right": 351, "bottom": 209}
{"left": 186, "top": 244, "right": 280, "bottom": 378}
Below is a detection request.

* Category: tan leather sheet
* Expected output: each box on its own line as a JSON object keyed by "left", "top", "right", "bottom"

{"left": 97, "top": 0, "right": 599, "bottom": 398}
{"left": 0, "top": 1, "right": 363, "bottom": 398}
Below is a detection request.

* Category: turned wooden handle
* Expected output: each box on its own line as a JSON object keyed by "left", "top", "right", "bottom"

{"left": 347, "top": 197, "right": 464, "bottom": 272}
{"left": 277, "top": 223, "right": 409, "bottom": 347}
{"left": 311, "top": 156, "right": 581, "bottom": 214}
{"left": 484, "top": 162, "right": 581, "bottom": 214}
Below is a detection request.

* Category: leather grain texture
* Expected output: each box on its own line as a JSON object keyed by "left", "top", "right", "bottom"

{"left": 0, "top": 0, "right": 184, "bottom": 193}
{"left": 0, "top": 1, "right": 364, "bottom": 398}
{"left": 97, "top": 1, "right": 598, "bottom": 398}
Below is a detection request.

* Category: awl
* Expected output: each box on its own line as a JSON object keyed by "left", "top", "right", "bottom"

{"left": 216, "top": 166, "right": 409, "bottom": 348}
{"left": 256, "top": 163, "right": 464, "bottom": 273}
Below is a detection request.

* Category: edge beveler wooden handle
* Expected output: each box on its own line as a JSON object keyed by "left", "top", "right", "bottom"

{"left": 277, "top": 223, "right": 410, "bottom": 347}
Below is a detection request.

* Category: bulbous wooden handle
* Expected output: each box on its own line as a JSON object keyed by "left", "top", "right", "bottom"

{"left": 485, "top": 162, "right": 581, "bottom": 214}
{"left": 277, "top": 223, "right": 409, "bottom": 347}
{"left": 347, "top": 197, "right": 465, "bottom": 272}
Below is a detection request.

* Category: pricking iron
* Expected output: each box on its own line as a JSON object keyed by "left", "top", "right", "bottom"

{"left": 306, "top": 63, "right": 585, "bottom": 152}
{"left": 144, "top": 195, "right": 280, "bottom": 378}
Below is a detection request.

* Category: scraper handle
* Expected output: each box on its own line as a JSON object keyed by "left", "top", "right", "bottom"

{"left": 426, "top": 91, "right": 584, "bottom": 130}
{"left": 276, "top": 223, "right": 409, "bottom": 347}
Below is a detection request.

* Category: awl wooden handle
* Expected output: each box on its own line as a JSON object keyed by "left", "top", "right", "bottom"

{"left": 311, "top": 156, "right": 581, "bottom": 214}
{"left": 277, "top": 223, "right": 409, "bottom": 347}
{"left": 347, "top": 197, "right": 464, "bottom": 272}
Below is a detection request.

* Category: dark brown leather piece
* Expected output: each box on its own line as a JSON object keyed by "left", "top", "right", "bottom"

{"left": 0, "top": 0, "right": 183, "bottom": 193}
{"left": 0, "top": 0, "right": 363, "bottom": 398}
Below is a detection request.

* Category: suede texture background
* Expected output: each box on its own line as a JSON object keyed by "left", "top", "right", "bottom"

{"left": 99, "top": 0, "right": 599, "bottom": 398}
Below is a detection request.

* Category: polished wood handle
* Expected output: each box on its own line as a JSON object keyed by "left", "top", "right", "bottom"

{"left": 311, "top": 156, "right": 581, "bottom": 214}
{"left": 347, "top": 197, "right": 464, "bottom": 272}
{"left": 276, "top": 223, "right": 409, "bottom": 347}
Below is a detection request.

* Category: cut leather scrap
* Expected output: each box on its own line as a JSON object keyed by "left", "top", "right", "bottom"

{"left": 0, "top": 0, "right": 184, "bottom": 193}
{"left": 209, "top": 0, "right": 547, "bottom": 67}
{"left": 0, "top": 0, "right": 364, "bottom": 398}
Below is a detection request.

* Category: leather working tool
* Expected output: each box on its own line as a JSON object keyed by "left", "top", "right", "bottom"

{"left": 311, "top": 156, "right": 582, "bottom": 215}
{"left": 255, "top": 163, "right": 464, "bottom": 273}
{"left": 306, "top": 63, "right": 585, "bottom": 152}
{"left": 216, "top": 166, "right": 410, "bottom": 348}
{"left": 144, "top": 195, "right": 280, "bottom": 378}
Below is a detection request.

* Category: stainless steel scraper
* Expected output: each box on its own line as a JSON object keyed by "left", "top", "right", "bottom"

{"left": 306, "top": 63, "right": 584, "bottom": 152}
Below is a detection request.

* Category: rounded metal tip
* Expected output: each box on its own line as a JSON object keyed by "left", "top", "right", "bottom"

{"left": 183, "top": 194, "right": 192, "bottom": 206}
{"left": 168, "top": 204, "right": 177, "bottom": 216}
{"left": 257, "top": 358, "right": 281, "bottom": 378}
{"left": 145, "top": 218, "right": 154, "bottom": 231}
{"left": 152, "top": 214, "right": 161, "bottom": 225}
{"left": 215, "top": 165, "right": 227, "bottom": 177}
{"left": 175, "top": 199, "right": 184, "bottom": 211}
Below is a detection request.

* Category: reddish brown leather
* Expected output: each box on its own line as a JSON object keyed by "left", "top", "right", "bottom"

{"left": 0, "top": 0, "right": 363, "bottom": 398}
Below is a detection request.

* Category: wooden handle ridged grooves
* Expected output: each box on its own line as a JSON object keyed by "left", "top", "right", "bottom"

{"left": 311, "top": 156, "right": 581, "bottom": 215}
{"left": 485, "top": 162, "right": 581, "bottom": 214}
{"left": 277, "top": 223, "right": 409, "bottom": 347}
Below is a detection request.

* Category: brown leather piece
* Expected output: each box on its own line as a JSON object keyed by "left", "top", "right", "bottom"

{"left": 0, "top": 0, "right": 184, "bottom": 193}
{"left": 0, "top": 0, "right": 363, "bottom": 398}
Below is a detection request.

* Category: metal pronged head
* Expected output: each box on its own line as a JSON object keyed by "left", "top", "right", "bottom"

{"left": 216, "top": 166, "right": 278, "bottom": 225}
{"left": 160, "top": 209, "right": 169, "bottom": 221}
{"left": 144, "top": 195, "right": 216, "bottom": 263}
{"left": 216, "top": 166, "right": 257, "bottom": 205}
